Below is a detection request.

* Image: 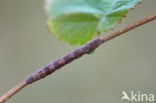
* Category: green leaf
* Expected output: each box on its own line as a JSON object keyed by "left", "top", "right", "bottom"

{"left": 45, "top": 0, "right": 141, "bottom": 45}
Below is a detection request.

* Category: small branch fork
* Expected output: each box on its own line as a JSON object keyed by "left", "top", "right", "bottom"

{"left": 0, "top": 13, "right": 156, "bottom": 103}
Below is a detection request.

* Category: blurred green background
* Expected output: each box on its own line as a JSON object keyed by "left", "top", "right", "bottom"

{"left": 0, "top": 0, "right": 156, "bottom": 103}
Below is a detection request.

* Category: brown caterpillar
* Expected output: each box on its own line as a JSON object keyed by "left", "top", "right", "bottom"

{"left": 26, "top": 38, "right": 103, "bottom": 84}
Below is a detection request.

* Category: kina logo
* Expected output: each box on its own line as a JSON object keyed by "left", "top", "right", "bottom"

{"left": 121, "top": 91, "right": 154, "bottom": 102}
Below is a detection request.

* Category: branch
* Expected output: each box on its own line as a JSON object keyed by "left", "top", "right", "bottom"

{"left": 0, "top": 13, "right": 156, "bottom": 103}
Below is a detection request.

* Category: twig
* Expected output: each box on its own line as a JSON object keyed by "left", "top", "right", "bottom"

{"left": 0, "top": 13, "right": 156, "bottom": 103}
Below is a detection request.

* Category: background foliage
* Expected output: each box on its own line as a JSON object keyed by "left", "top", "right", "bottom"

{"left": 0, "top": 0, "right": 156, "bottom": 103}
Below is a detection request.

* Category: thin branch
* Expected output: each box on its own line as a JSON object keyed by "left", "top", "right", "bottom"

{"left": 0, "top": 81, "right": 27, "bottom": 103}
{"left": 102, "top": 13, "right": 156, "bottom": 42}
{"left": 0, "top": 13, "right": 156, "bottom": 103}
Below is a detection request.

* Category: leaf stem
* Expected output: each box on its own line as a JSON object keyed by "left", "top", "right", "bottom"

{"left": 0, "top": 13, "right": 156, "bottom": 103}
